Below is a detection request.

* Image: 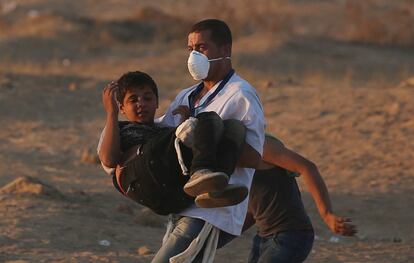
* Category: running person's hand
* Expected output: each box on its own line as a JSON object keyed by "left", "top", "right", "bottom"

{"left": 172, "top": 105, "right": 191, "bottom": 124}
{"left": 324, "top": 213, "right": 357, "bottom": 236}
{"left": 103, "top": 81, "right": 119, "bottom": 116}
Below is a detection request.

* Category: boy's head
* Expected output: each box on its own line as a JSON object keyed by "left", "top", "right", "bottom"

{"left": 116, "top": 71, "right": 158, "bottom": 124}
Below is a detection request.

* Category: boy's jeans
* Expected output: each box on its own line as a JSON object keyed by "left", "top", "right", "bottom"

{"left": 151, "top": 216, "right": 235, "bottom": 263}
{"left": 248, "top": 230, "right": 314, "bottom": 263}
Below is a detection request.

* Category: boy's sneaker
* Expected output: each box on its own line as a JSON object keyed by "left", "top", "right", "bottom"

{"left": 183, "top": 169, "right": 229, "bottom": 197}
{"left": 195, "top": 184, "right": 248, "bottom": 208}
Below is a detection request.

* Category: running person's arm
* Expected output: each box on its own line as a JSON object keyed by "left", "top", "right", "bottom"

{"left": 237, "top": 144, "right": 261, "bottom": 169}
{"left": 98, "top": 82, "right": 122, "bottom": 168}
{"left": 260, "top": 135, "right": 357, "bottom": 236}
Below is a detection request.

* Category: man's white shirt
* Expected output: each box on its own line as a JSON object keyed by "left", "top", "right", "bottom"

{"left": 158, "top": 73, "right": 265, "bottom": 235}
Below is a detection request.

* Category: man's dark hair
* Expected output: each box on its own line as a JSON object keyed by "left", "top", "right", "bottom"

{"left": 116, "top": 71, "right": 158, "bottom": 104}
{"left": 190, "top": 19, "right": 232, "bottom": 47}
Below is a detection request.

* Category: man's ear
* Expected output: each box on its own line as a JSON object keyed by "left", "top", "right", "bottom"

{"left": 222, "top": 43, "right": 232, "bottom": 57}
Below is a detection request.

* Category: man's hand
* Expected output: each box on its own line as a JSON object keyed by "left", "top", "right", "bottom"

{"left": 103, "top": 81, "right": 119, "bottom": 116}
{"left": 172, "top": 105, "right": 191, "bottom": 124}
{"left": 175, "top": 117, "right": 198, "bottom": 148}
{"left": 324, "top": 213, "right": 357, "bottom": 236}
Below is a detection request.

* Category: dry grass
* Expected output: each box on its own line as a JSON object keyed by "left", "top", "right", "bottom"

{"left": 341, "top": 0, "right": 414, "bottom": 47}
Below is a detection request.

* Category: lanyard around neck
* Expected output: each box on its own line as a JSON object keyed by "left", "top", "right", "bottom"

{"left": 188, "top": 69, "right": 235, "bottom": 117}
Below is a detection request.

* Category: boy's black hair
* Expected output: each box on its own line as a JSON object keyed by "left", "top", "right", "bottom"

{"left": 116, "top": 71, "right": 158, "bottom": 104}
{"left": 190, "top": 19, "right": 232, "bottom": 47}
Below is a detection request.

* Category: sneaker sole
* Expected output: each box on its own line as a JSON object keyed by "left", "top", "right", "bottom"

{"left": 195, "top": 185, "right": 248, "bottom": 208}
{"left": 184, "top": 173, "right": 228, "bottom": 197}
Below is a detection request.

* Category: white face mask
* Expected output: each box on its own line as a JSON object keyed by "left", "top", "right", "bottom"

{"left": 187, "top": 51, "right": 230, "bottom": 80}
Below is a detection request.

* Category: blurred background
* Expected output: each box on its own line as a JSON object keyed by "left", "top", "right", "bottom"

{"left": 0, "top": 0, "right": 413, "bottom": 262}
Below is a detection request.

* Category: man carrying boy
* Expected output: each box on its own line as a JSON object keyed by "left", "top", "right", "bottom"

{"left": 152, "top": 19, "right": 265, "bottom": 262}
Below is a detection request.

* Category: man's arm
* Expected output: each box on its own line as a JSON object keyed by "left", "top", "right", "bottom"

{"left": 261, "top": 135, "right": 357, "bottom": 236}
{"left": 98, "top": 82, "right": 122, "bottom": 168}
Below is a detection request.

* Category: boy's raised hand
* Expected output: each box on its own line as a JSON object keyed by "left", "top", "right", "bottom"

{"left": 103, "top": 81, "right": 119, "bottom": 116}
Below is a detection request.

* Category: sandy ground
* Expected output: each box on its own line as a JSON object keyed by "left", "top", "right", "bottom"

{"left": 1, "top": 0, "right": 414, "bottom": 262}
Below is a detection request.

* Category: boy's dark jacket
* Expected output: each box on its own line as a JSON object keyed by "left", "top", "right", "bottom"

{"left": 113, "top": 121, "right": 194, "bottom": 215}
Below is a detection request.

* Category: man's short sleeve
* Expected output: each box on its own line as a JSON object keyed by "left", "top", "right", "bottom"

{"left": 226, "top": 90, "right": 265, "bottom": 156}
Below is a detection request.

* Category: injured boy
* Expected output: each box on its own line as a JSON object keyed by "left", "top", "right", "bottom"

{"left": 97, "top": 71, "right": 248, "bottom": 215}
